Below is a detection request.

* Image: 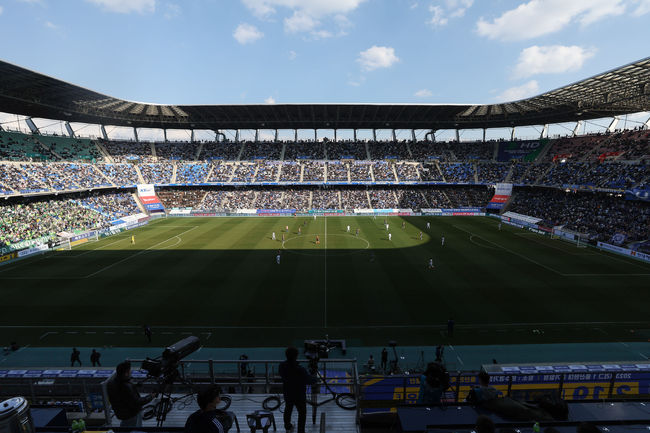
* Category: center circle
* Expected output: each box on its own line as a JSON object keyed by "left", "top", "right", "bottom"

{"left": 281, "top": 233, "right": 370, "bottom": 256}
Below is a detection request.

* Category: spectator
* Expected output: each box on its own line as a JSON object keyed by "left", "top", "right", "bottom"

{"left": 70, "top": 347, "right": 81, "bottom": 367}
{"left": 184, "top": 386, "right": 235, "bottom": 433}
{"left": 417, "top": 362, "right": 449, "bottom": 404}
{"left": 106, "top": 360, "right": 155, "bottom": 427}
{"left": 278, "top": 346, "right": 318, "bottom": 433}
{"left": 90, "top": 349, "right": 101, "bottom": 367}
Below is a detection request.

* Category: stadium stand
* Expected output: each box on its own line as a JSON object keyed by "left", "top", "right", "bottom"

{"left": 0, "top": 129, "right": 648, "bottom": 246}
{"left": 0, "top": 191, "right": 139, "bottom": 249}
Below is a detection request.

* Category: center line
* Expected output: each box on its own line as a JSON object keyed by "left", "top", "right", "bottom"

{"left": 324, "top": 216, "right": 327, "bottom": 328}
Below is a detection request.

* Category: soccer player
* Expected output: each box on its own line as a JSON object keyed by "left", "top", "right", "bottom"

{"left": 347, "top": 225, "right": 350, "bottom": 233}
{"left": 356, "top": 228, "right": 360, "bottom": 237}
{"left": 272, "top": 232, "right": 276, "bottom": 241}
{"left": 298, "top": 227, "right": 302, "bottom": 235}
{"left": 498, "top": 222, "right": 502, "bottom": 231}
{"left": 419, "top": 231, "right": 423, "bottom": 241}
{"left": 285, "top": 225, "right": 289, "bottom": 232}
{"left": 388, "top": 233, "right": 392, "bottom": 241}
{"left": 276, "top": 254, "right": 281, "bottom": 265}
{"left": 131, "top": 235, "right": 135, "bottom": 245}
{"left": 316, "top": 235, "right": 320, "bottom": 245}
{"left": 441, "top": 236, "right": 445, "bottom": 246}
{"left": 402, "top": 221, "right": 405, "bottom": 229}
{"left": 385, "top": 223, "right": 389, "bottom": 231}
{"left": 282, "top": 233, "right": 285, "bottom": 242}
{"left": 426, "top": 222, "right": 430, "bottom": 230}
{"left": 429, "top": 258, "right": 434, "bottom": 269}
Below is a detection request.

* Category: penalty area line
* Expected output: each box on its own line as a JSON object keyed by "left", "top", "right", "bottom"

{"left": 83, "top": 225, "right": 198, "bottom": 278}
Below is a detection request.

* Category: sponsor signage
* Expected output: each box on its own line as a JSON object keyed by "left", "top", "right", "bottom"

{"left": 17, "top": 244, "right": 49, "bottom": 258}
{"left": 598, "top": 242, "right": 650, "bottom": 263}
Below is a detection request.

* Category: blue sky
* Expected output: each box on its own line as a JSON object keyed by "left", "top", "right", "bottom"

{"left": 0, "top": 0, "right": 649, "bottom": 108}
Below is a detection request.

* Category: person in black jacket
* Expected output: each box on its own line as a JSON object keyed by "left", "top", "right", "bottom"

{"left": 184, "top": 386, "right": 234, "bottom": 433}
{"left": 106, "top": 360, "right": 155, "bottom": 427}
{"left": 90, "top": 349, "right": 101, "bottom": 367}
{"left": 278, "top": 347, "right": 318, "bottom": 433}
{"left": 70, "top": 348, "right": 81, "bottom": 367}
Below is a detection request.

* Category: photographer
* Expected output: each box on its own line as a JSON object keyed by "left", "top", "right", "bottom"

{"left": 279, "top": 346, "right": 318, "bottom": 433}
{"left": 185, "top": 386, "right": 234, "bottom": 433}
{"left": 107, "top": 360, "right": 155, "bottom": 427}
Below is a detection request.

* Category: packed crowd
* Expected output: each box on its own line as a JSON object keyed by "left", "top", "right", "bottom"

{"left": 255, "top": 163, "right": 280, "bottom": 182}
{"left": 327, "top": 162, "right": 349, "bottom": 181}
{"left": 311, "top": 189, "right": 340, "bottom": 209}
{"left": 76, "top": 191, "right": 139, "bottom": 220}
{"left": 394, "top": 163, "right": 420, "bottom": 181}
{"left": 207, "top": 162, "right": 234, "bottom": 182}
{"left": 139, "top": 163, "right": 174, "bottom": 184}
{"left": 284, "top": 141, "right": 325, "bottom": 160}
{"left": 510, "top": 188, "right": 650, "bottom": 242}
{"left": 302, "top": 161, "right": 325, "bottom": 182}
{"left": 372, "top": 162, "right": 395, "bottom": 181}
{"left": 0, "top": 192, "right": 139, "bottom": 249}
{"left": 97, "top": 164, "right": 140, "bottom": 186}
{"left": 102, "top": 141, "right": 155, "bottom": 163}
{"left": 442, "top": 163, "right": 475, "bottom": 183}
{"left": 350, "top": 162, "right": 372, "bottom": 181}
{"left": 476, "top": 162, "right": 510, "bottom": 183}
{"left": 158, "top": 189, "right": 208, "bottom": 208}
{"left": 231, "top": 163, "right": 257, "bottom": 182}
{"left": 155, "top": 142, "right": 199, "bottom": 160}
{"left": 176, "top": 163, "right": 210, "bottom": 184}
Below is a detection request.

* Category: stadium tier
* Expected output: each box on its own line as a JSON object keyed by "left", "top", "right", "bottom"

{"left": 1, "top": 129, "right": 649, "bottom": 252}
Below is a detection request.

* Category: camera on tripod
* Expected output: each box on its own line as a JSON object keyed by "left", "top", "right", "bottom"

{"left": 141, "top": 336, "right": 201, "bottom": 382}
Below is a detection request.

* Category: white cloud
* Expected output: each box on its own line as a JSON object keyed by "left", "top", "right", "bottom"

{"left": 265, "top": 96, "right": 276, "bottom": 104}
{"left": 233, "top": 23, "right": 264, "bottom": 44}
{"left": 514, "top": 45, "right": 596, "bottom": 78}
{"left": 476, "top": 0, "right": 626, "bottom": 41}
{"left": 0, "top": 6, "right": 3, "bottom": 15}
{"left": 632, "top": 0, "right": 650, "bottom": 15}
{"left": 164, "top": 3, "right": 180, "bottom": 19}
{"left": 414, "top": 89, "right": 433, "bottom": 98}
{"left": 45, "top": 21, "right": 58, "bottom": 29}
{"left": 241, "top": 0, "right": 366, "bottom": 37}
{"left": 428, "top": 6, "right": 447, "bottom": 26}
{"left": 496, "top": 80, "right": 539, "bottom": 102}
{"left": 284, "top": 10, "right": 320, "bottom": 33}
{"left": 427, "top": 0, "right": 473, "bottom": 27}
{"left": 447, "top": 0, "right": 474, "bottom": 17}
{"left": 410, "top": 2, "right": 419, "bottom": 9}
{"left": 288, "top": 50, "right": 297, "bottom": 60}
{"left": 86, "top": 0, "right": 156, "bottom": 14}
{"left": 357, "top": 46, "right": 399, "bottom": 71}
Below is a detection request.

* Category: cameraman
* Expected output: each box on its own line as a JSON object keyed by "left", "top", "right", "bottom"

{"left": 185, "top": 386, "right": 234, "bottom": 433}
{"left": 106, "top": 360, "right": 155, "bottom": 427}
{"left": 279, "top": 346, "right": 318, "bottom": 433}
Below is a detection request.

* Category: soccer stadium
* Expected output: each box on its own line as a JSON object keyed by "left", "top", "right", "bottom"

{"left": 0, "top": 2, "right": 649, "bottom": 432}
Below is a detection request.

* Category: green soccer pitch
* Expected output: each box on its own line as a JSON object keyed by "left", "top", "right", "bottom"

{"left": 1, "top": 215, "right": 649, "bottom": 348}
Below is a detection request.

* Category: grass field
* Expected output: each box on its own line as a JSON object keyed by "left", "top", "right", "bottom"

{"left": 1, "top": 215, "right": 650, "bottom": 349}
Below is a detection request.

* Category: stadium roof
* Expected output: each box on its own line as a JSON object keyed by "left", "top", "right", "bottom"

{"left": 0, "top": 57, "right": 649, "bottom": 131}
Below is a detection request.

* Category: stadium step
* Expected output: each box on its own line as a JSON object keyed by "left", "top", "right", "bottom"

{"left": 235, "top": 142, "right": 245, "bottom": 161}
{"left": 93, "top": 164, "right": 116, "bottom": 187}
{"left": 134, "top": 165, "right": 145, "bottom": 183}
{"left": 194, "top": 142, "right": 204, "bottom": 161}
{"left": 170, "top": 163, "right": 178, "bottom": 183}
{"left": 534, "top": 139, "right": 554, "bottom": 162}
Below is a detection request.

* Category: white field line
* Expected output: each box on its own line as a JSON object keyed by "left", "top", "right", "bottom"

{"left": 453, "top": 224, "right": 564, "bottom": 275}
{"left": 454, "top": 224, "right": 650, "bottom": 277}
{"left": 83, "top": 226, "right": 198, "bottom": 278}
{"left": 324, "top": 216, "right": 328, "bottom": 328}
{"left": 2, "top": 320, "right": 649, "bottom": 331}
